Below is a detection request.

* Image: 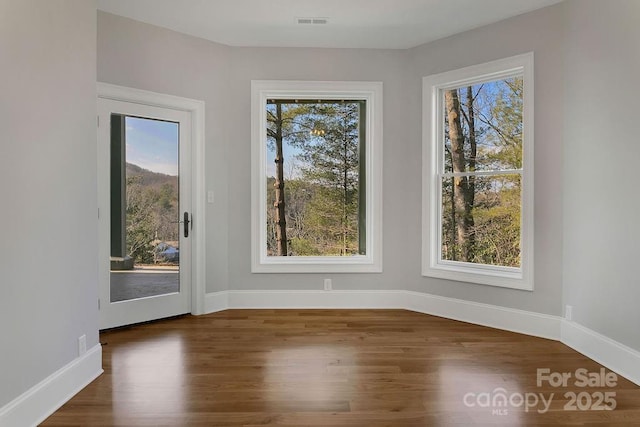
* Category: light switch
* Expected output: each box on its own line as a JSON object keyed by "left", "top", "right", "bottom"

{"left": 207, "top": 191, "right": 215, "bottom": 203}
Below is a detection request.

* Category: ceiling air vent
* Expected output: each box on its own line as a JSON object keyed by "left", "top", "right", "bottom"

{"left": 296, "top": 17, "right": 329, "bottom": 25}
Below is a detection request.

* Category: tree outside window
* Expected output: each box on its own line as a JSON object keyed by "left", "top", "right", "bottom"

{"left": 423, "top": 53, "right": 534, "bottom": 290}
{"left": 251, "top": 81, "right": 382, "bottom": 273}
{"left": 265, "top": 100, "right": 364, "bottom": 257}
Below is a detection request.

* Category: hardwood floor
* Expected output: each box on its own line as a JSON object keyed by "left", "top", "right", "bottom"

{"left": 42, "top": 310, "right": 640, "bottom": 426}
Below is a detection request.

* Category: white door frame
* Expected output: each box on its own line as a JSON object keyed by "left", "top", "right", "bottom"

{"left": 97, "top": 82, "right": 206, "bottom": 319}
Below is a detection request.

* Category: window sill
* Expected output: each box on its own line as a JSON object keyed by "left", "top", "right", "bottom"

{"left": 252, "top": 256, "right": 382, "bottom": 273}
{"left": 422, "top": 262, "right": 532, "bottom": 291}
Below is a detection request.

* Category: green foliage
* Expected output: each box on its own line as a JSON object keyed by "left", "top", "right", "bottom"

{"left": 126, "top": 175, "right": 156, "bottom": 264}
{"left": 289, "top": 237, "right": 321, "bottom": 256}
{"left": 265, "top": 101, "right": 362, "bottom": 256}
{"left": 471, "top": 181, "right": 521, "bottom": 266}
{"left": 125, "top": 165, "right": 179, "bottom": 264}
{"left": 484, "top": 77, "right": 523, "bottom": 169}
{"left": 441, "top": 78, "right": 523, "bottom": 268}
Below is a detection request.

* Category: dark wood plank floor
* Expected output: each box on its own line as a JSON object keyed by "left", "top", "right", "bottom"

{"left": 42, "top": 310, "right": 640, "bottom": 426}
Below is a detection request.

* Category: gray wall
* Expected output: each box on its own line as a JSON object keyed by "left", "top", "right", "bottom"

{"left": 98, "top": 12, "right": 232, "bottom": 292}
{"left": 1, "top": 0, "right": 636, "bottom": 414}
{"left": 0, "top": 0, "right": 98, "bottom": 407}
{"left": 563, "top": 0, "right": 640, "bottom": 351}
{"left": 97, "top": 6, "right": 566, "bottom": 316}
{"left": 406, "top": 4, "right": 565, "bottom": 314}
{"left": 227, "top": 47, "right": 411, "bottom": 292}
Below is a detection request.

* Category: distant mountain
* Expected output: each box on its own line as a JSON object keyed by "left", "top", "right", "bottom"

{"left": 126, "top": 163, "right": 178, "bottom": 190}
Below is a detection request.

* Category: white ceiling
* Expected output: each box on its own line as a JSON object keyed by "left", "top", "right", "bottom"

{"left": 97, "top": 0, "right": 563, "bottom": 49}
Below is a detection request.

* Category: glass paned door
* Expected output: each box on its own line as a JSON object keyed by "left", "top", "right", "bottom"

{"left": 109, "top": 115, "right": 181, "bottom": 302}
{"left": 98, "top": 98, "right": 191, "bottom": 329}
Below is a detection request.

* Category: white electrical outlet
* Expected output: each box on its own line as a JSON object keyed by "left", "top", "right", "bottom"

{"left": 207, "top": 190, "right": 215, "bottom": 203}
{"left": 324, "top": 278, "right": 332, "bottom": 291}
{"left": 78, "top": 335, "right": 86, "bottom": 356}
{"left": 565, "top": 305, "right": 573, "bottom": 321}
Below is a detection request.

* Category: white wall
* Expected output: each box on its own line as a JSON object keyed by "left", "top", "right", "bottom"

{"left": 563, "top": 0, "right": 640, "bottom": 351}
{"left": 227, "top": 47, "right": 411, "bottom": 292}
{"left": 98, "top": 12, "right": 232, "bottom": 293}
{"left": 407, "top": 4, "right": 565, "bottom": 315}
{"left": 1, "top": 0, "right": 636, "bottom": 418}
{"left": 97, "top": 12, "right": 413, "bottom": 295}
{"left": 221, "top": 6, "right": 564, "bottom": 317}
{"left": 97, "top": 6, "right": 565, "bottom": 317}
{"left": 0, "top": 0, "right": 98, "bottom": 407}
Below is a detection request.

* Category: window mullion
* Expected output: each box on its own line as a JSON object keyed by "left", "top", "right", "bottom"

{"left": 440, "top": 169, "right": 523, "bottom": 178}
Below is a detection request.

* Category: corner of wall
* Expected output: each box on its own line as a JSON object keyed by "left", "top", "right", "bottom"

{"left": 0, "top": 346, "right": 103, "bottom": 427}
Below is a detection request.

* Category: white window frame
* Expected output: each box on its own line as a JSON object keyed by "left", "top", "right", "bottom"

{"left": 422, "top": 53, "right": 534, "bottom": 290}
{"left": 251, "top": 80, "right": 383, "bottom": 273}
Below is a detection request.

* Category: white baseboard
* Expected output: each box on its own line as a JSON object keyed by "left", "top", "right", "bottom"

{"left": 203, "top": 290, "right": 640, "bottom": 386}
{"left": 4, "top": 294, "right": 635, "bottom": 427}
{"left": 205, "top": 290, "right": 229, "bottom": 313}
{"left": 0, "top": 344, "right": 103, "bottom": 427}
{"left": 227, "top": 289, "right": 406, "bottom": 309}
{"left": 205, "top": 289, "right": 404, "bottom": 313}
{"left": 204, "top": 289, "right": 561, "bottom": 340}
{"left": 561, "top": 320, "right": 640, "bottom": 386}
{"left": 403, "top": 291, "right": 561, "bottom": 340}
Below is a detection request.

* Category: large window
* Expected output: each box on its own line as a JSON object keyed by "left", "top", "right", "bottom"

{"left": 422, "top": 53, "right": 534, "bottom": 290}
{"left": 252, "top": 81, "right": 382, "bottom": 273}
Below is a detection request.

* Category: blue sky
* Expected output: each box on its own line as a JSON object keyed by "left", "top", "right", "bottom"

{"left": 125, "top": 116, "right": 179, "bottom": 176}
{"left": 266, "top": 141, "right": 304, "bottom": 179}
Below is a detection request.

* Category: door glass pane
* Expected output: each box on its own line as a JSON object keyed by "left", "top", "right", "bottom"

{"left": 109, "top": 114, "right": 180, "bottom": 302}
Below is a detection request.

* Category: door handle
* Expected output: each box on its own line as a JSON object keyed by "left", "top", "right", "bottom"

{"left": 183, "top": 212, "right": 190, "bottom": 238}
{"left": 172, "top": 213, "right": 192, "bottom": 238}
